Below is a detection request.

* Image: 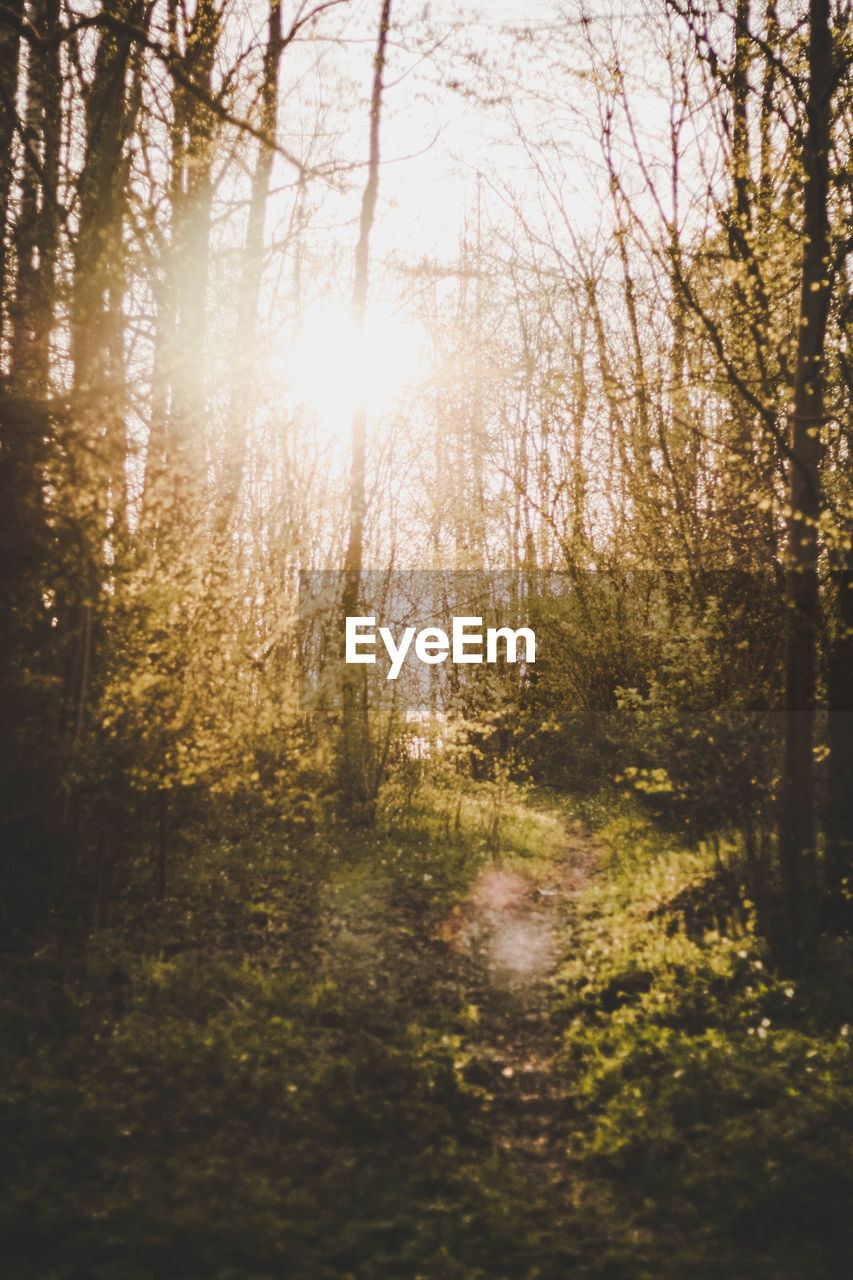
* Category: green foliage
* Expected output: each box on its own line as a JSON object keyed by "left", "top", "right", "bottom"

{"left": 515, "top": 575, "right": 656, "bottom": 791}
{"left": 553, "top": 802, "right": 853, "bottom": 1276}
{"left": 3, "top": 785, "right": 853, "bottom": 1278}
{"left": 514, "top": 574, "right": 785, "bottom": 844}
{"left": 0, "top": 792, "right": 571, "bottom": 1280}
{"left": 611, "top": 586, "right": 783, "bottom": 835}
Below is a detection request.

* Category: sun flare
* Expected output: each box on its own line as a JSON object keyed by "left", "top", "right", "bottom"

{"left": 286, "top": 299, "right": 428, "bottom": 438}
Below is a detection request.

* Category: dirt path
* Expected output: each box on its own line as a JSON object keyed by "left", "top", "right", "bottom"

{"left": 316, "top": 808, "right": 606, "bottom": 1191}
{"left": 438, "top": 813, "right": 606, "bottom": 1181}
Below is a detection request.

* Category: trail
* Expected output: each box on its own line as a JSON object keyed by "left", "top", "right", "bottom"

{"left": 439, "top": 814, "right": 605, "bottom": 1185}
{"left": 318, "top": 807, "right": 606, "bottom": 1195}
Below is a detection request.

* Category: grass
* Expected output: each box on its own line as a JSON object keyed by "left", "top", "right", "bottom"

{"left": 0, "top": 780, "right": 568, "bottom": 1280}
{"left": 552, "top": 798, "right": 853, "bottom": 1278}
{"left": 2, "top": 779, "right": 852, "bottom": 1278}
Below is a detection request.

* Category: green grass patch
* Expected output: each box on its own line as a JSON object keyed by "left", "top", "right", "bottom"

{"left": 4, "top": 787, "right": 852, "bottom": 1278}
{"left": 553, "top": 799, "right": 853, "bottom": 1278}
{"left": 0, "top": 784, "right": 577, "bottom": 1280}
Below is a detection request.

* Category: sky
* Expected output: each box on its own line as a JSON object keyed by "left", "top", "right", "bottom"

{"left": 233, "top": 0, "right": 699, "bottom": 480}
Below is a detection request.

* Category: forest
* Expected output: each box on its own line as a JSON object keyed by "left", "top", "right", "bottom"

{"left": 2, "top": 0, "right": 853, "bottom": 1275}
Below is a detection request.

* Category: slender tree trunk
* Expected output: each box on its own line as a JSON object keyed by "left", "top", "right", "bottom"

{"left": 71, "top": 0, "right": 145, "bottom": 578}
{"left": 158, "top": 790, "right": 167, "bottom": 901}
{"left": 54, "top": 1, "right": 147, "bottom": 873}
{"left": 13, "top": 0, "right": 60, "bottom": 385}
{"left": 219, "top": 0, "right": 285, "bottom": 529}
{"left": 168, "top": 0, "right": 219, "bottom": 498}
{"left": 339, "top": 0, "right": 393, "bottom": 821}
{"left": 73, "top": 2, "right": 141, "bottom": 396}
{"left": 825, "top": 566, "right": 853, "bottom": 913}
{"left": 780, "top": 0, "right": 832, "bottom": 966}
{"left": 1, "top": 0, "right": 60, "bottom": 668}
{"left": 0, "top": 0, "right": 62, "bottom": 915}
{"left": 0, "top": 0, "right": 24, "bottom": 327}
{"left": 141, "top": 0, "right": 219, "bottom": 552}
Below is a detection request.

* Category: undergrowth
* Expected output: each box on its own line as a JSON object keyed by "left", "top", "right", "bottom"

{"left": 2, "top": 783, "right": 852, "bottom": 1279}
{"left": 554, "top": 801, "right": 853, "bottom": 1278}
{"left": 0, "top": 781, "right": 573, "bottom": 1280}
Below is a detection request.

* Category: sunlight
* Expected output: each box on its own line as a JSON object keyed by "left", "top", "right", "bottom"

{"left": 286, "top": 299, "right": 428, "bottom": 439}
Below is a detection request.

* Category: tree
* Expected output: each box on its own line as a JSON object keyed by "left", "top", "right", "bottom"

{"left": 567, "top": 0, "right": 853, "bottom": 962}
{"left": 339, "top": 0, "right": 393, "bottom": 822}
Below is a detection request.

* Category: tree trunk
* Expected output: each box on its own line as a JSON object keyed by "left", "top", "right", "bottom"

{"left": 0, "top": 0, "right": 23, "bottom": 325}
{"left": 1, "top": 0, "right": 60, "bottom": 675}
{"left": 339, "top": 0, "right": 393, "bottom": 822}
{"left": 780, "top": 0, "right": 832, "bottom": 967}
{"left": 220, "top": 0, "right": 285, "bottom": 528}
{"left": 168, "top": 0, "right": 219, "bottom": 499}
{"left": 825, "top": 566, "right": 853, "bottom": 915}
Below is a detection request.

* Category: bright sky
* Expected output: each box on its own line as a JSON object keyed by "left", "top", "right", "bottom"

{"left": 262, "top": 0, "right": 694, "bottom": 462}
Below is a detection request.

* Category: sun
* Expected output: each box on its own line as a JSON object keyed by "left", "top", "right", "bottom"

{"left": 286, "top": 298, "right": 427, "bottom": 439}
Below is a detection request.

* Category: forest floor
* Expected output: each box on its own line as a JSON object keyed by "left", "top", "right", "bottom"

{"left": 3, "top": 784, "right": 853, "bottom": 1279}
{"left": 417, "top": 812, "right": 603, "bottom": 1189}
{"left": 320, "top": 802, "right": 604, "bottom": 1203}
